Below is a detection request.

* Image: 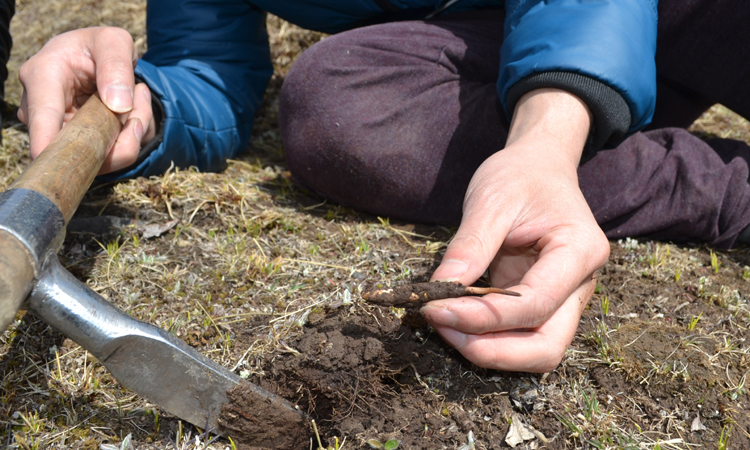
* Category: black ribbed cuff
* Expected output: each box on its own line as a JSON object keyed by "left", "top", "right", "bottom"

{"left": 506, "top": 71, "right": 631, "bottom": 160}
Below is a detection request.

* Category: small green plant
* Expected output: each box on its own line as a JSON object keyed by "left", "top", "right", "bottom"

{"left": 553, "top": 411, "right": 582, "bottom": 437}
{"left": 718, "top": 425, "right": 731, "bottom": 450}
{"left": 723, "top": 373, "right": 746, "bottom": 401}
{"left": 457, "top": 430, "right": 476, "bottom": 450}
{"left": 367, "top": 439, "right": 400, "bottom": 450}
{"left": 710, "top": 250, "right": 721, "bottom": 273}
{"left": 100, "top": 433, "right": 133, "bottom": 450}
{"left": 356, "top": 238, "right": 371, "bottom": 255}
{"left": 674, "top": 268, "right": 681, "bottom": 282}
{"left": 600, "top": 296, "right": 610, "bottom": 316}
{"left": 104, "top": 239, "right": 121, "bottom": 259}
{"left": 16, "top": 411, "right": 45, "bottom": 434}
{"left": 646, "top": 250, "right": 663, "bottom": 269}
{"left": 688, "top": 312, "right": 702, "bottom": 331}
{"left": 743, "top": 266, "right": 750, "bottom": 281}
{"left": 579, "top": 387, "right": 600, "bottom": 421}
{"left": 583, "top": 321, "right": 621, "bottom": 366}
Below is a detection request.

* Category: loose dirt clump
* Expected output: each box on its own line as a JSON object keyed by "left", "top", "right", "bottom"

{"left": 238, "top": 306, "right": 516, "bottom": 449}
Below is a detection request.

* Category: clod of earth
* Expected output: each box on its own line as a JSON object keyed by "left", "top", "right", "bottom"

{"left": 362, "top": 281, "right": 521, "bottom": 307}
{"left": 218, "top": 381, "right": 311, "bottom": 450}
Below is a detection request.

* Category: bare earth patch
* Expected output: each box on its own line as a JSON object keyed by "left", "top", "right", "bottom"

{"left": 1, "top": 1, "right": 749, "bottom": 450}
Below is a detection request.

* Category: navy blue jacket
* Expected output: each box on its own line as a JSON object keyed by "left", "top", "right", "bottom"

{"left": 109, "top": 0, "right": 657, "bottom": 180}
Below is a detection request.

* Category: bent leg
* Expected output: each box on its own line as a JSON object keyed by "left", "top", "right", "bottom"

{"left": 580, "top": 129, "right": 750, "bottom": 249}
{"left": 280, "top": 10, "right": 508, "bottom": 225}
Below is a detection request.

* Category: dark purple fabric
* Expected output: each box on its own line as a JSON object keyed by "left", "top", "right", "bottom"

{"left": 280, "top": 10, "right": 507, "bottom": 225}
{"left": 649, "top": 0, "right": 750, "bottom": 129}
{"left": 579, "top": 130, "right": 750, "bottom": 248}
{"left": 279, "top": 3, "right": 750, "bottom": 248}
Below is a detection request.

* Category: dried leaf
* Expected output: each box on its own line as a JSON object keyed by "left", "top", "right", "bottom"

{"left": 691, "top": 413, "right": 707, "bottom": 432}
{"left": 505, "top": 414, "right": 537, "bottom": 448}
{"left": 139, "top": 219, "right": 179, "bottom": 239}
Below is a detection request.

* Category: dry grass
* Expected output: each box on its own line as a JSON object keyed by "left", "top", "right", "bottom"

{"left": 689, "top": 104, "right": 750, "bottom": 143}
{"left": 1, "top": 2, "right": 750, "bottom": 449}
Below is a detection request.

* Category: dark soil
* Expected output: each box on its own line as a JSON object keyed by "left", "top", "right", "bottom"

{"left": 215, "top": 242, "right": 750, "bottom": 450}
{"left": 235, "top": 306, "right": 519, "bottom": 449}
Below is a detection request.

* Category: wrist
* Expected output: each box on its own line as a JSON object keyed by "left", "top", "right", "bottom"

{"left": 505, "top": 88, "right": 592, "bottom": 168}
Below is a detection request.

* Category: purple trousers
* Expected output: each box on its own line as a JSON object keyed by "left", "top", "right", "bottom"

{"left": 278, "top": 1, "right": 750, "bottom": 249}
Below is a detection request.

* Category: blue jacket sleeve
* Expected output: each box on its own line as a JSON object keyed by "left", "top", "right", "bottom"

{"left": 498, "top": 0, "right": 658, "bottom": 148}
{"left": 102, "top": 0, "right": 273, "bottom": 181}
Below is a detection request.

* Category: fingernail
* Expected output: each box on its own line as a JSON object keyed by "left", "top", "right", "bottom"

{"left": 105, "top": 84, "right": 133, "bottom": 113}
{"left": 130, "top": 118, "right": 143, "bottom": 143}
{"left": 435, "top": 327, "right": 467, "bottom": 349}
{"left": 420, "top": 305, "right": 458, "bottom": 327}
{"left": 432, "top": 259, "right": 469, "bottom": 282}
{"left": 143, "top": 86, "right": 151, "bottom": 102}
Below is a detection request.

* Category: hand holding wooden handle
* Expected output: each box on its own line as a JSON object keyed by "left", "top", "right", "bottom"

{"left": 10, "top": 95, "right": 122, "bottom": 222}
{"left": 0, "top": 95, "right": 122, "bottom": 331}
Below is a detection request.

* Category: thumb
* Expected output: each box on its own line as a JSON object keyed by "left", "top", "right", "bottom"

{"left": 90, "top": 28, "right": 138, "bottom": 114}
{"left": 431, "top": 203, "right": 513, "bottom": 285}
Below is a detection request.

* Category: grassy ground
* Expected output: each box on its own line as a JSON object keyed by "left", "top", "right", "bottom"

{"left": 1, "top": 1, "right": 750, "bottom": 449}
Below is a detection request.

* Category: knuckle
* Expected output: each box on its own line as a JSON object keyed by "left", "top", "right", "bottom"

{"left": 526, "top": 303, "right": 554, "bottom": 328}
{"left": 449, "top": 229, "right": 489, "bottom": 254}
{"left": 593, "top": 231, "right": 611, "bottom": 264}
{"left": 100, "top": 26, "right": 134, "bottom": 44}
{"left": 576, "top": 226, "right": 610, "bottom": 269}
{"left": 18, "top": 62, "right": 34, "bottom": 82}
{"left": 462, "top": 347, "right": 500, "bottom": 370}
{"left": 536, "top": 350, "right": 565, "bottom": 373}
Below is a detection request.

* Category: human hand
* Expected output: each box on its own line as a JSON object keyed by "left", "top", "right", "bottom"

{"left": 421, "top": 89, "right": 610, "bottom": 373}
{"left": 17, "top": 27, "right": 155, "bottom": 174}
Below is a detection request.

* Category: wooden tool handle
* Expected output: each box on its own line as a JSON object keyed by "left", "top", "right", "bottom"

{"left": 10, "top": 95, "right": 122, "bottom": 223}
{"left": 0, "top": 95, "right": 121, "bottom": 331}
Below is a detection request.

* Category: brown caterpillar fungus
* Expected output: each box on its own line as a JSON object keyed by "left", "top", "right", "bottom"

{"left": 362, "top": 281, "right": 521, "bottom": 307}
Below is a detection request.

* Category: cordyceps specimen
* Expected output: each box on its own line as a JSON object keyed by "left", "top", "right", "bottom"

{"left": 362, "top": 281, "right": 521, "bottom": 307}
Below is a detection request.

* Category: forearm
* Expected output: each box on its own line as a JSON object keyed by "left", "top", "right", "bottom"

{"left": 505, "top": 88, "right": 592, "bottom": 168}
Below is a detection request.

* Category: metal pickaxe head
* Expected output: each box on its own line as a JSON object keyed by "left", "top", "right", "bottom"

{"left": 0, "top": 95, "right": 306, "bottom": 436}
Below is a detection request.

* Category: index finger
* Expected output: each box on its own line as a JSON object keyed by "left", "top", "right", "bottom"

{"left": 424, "top": 227, "right": 608, "bottom": 334}
{"left": 19, "top": 65, "right": 69, "bottom": 158}
{"left": 431, "top": 274, "right": 597, "bottom": 372}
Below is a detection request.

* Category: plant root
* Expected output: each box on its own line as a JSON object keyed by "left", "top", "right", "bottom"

{"left": 362, "top": 281, "right": 521, "bottom": 307}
